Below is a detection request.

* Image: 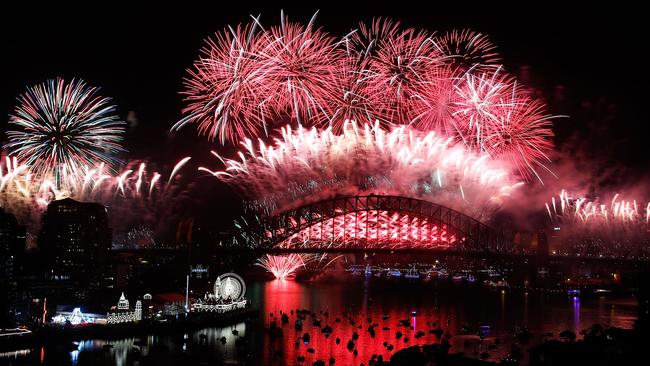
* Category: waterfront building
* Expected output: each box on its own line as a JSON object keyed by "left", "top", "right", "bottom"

{"left": 191, "top": 273, "right": 247, "bottom": 313}
{"left": 52, "top": 307, "right": 106, "bottom": 325}
{"left": 106, "top": 293, "right": 142, "bottom": 324}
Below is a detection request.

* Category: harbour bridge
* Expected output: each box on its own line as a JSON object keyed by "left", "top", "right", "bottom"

{"left": 209, "top": 194, "right": 647, "bottom": 265}
{"left": 243, "top": 195, "right": 510, "bottom": 252}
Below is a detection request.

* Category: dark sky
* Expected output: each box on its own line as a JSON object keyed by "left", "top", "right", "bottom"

{"left": 1, "top": 1, "right": 648, "bottom": 226}
{"left": 2, "top": 2, "right": 646, "bottom": 148}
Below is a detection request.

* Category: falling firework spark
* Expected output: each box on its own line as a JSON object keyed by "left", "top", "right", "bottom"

{"left": 255, "top": 252, "right": 343, "bottom": 279}
{"left": 199, "top": 121, "right": 521, "bottom": 221}
{"left": 545, "top": 190, "right": 650, "bottom": 258}
{"left": 256, "top": 254, "right": 311, "bottom": 280}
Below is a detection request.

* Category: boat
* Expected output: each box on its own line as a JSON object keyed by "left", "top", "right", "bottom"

{"left": 404, "top": 266, "right": 420, "bottom": 279}
{"left": 487, "top": 269, "right": 501, "bottom": 278}
{"left": 387, "top": 270, "right": 402, "bottom": 277}
{"left": 452, "top": 275, "right": 467, "bottom": 282}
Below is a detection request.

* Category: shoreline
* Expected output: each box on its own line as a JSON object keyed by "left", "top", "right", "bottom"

{"left": 0, "top": 307, "right": 259, "bottom": 353}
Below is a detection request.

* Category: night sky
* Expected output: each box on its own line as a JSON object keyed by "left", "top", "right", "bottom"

{"left": 1, "top": 2, "right": 648, "bottom": 229}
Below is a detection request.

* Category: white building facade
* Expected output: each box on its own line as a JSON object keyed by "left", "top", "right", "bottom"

{"left": 106, "top": 293, "right": 142, "bottom": 324}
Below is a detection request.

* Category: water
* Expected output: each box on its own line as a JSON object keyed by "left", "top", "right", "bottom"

{"left": 1, "top": 278, "right": 637, "bottom": 366}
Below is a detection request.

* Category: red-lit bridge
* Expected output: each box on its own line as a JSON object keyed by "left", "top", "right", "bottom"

{"left": 228, "top": 195, "right": 513, "bottom": 254}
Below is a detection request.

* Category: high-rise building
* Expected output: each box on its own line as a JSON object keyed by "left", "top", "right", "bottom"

{"left": 38, "top": 198, "right": 112, "bottom": 302}
{"left": 0, "top": 208, "right": 27, "bottom": 326}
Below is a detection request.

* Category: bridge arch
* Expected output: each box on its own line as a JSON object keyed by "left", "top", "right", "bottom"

{"left": 247, "top": 195, "right": 512, "bottom": 253}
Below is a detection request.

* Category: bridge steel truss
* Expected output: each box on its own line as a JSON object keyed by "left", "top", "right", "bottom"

{"left": 250, "top": 195, "right": 513, "bottom": 253}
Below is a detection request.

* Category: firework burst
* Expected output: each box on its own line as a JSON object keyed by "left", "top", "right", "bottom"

{"left": 176, "top": 15, "right": 556, "bottom": 183}
{"left": 6, "top": 78, "right": 125, "bottom": 186}
{"left": 260, "top": 12, "right": 345, "bottom": 126}
{"left": 360, "top": 23, "right": 443, "bottom": 123}
{"left": 256, "top": 254, "right": 311, "bottom": 280}
{"left": 482, "top": 96, "right": 555, "bottom": 181}
{"left": 256, "top": 252, "right": 342, "bottom": 280}
{"left": 408, "top": 67, "right": 462, "bottom": 135}
{"left": 174, "top": 21, "right": 273, "bottom": 143}
{"left": 432, "top": 29, "right": 500, "bottom": 70}
{"left": 547, "top": 190, "right": 649, "bottom": 228}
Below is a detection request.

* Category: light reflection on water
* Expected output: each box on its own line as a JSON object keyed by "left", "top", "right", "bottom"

{"left": 2, "top": 279, "right": 637, "bottom": 366}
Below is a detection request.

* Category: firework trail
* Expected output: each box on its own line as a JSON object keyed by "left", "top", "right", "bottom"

{"left": 6, "top": 78, "right": 125, "bottom": 187}
{"left": 547, "top": 190, "right": 649, "bottom": 228}
{"left": 199, "top": 121, "right": 522, "bottom": 221}
{"left": 0, "top": 155, "right": 194, "bottom": 247}
{"left": 545, "top": 190, "right": 650, "bottom": 257}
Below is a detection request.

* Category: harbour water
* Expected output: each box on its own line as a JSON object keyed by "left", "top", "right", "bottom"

{"left": 1, "top": 278, "right": 637, "bottom": 366}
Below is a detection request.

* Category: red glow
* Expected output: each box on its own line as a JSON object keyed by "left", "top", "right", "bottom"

{"left": 277, "top": 210, "right": 459, "bottom": 249}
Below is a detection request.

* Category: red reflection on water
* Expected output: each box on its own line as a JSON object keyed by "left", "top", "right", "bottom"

{"left": 262, "top": 280, "right": 454, "bottom": 365}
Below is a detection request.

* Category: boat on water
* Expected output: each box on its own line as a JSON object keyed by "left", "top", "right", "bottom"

{"left": 452, "top": 275, "right": 467, "bottom": 282}
{"left": 387, "top": 269, "right": 402, "bottom": 277}
{"left": 487, "top": 269, "right": 501, "bottom": 278}
{"left": 404, "top": 266, "right": 420, "bottom": 279}
{"left": 484, "top": 279, "right": 510, "bottom": 288}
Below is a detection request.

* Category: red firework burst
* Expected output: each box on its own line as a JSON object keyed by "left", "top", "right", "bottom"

{"left": 318, "top": 57, "right": 391, "bottom": 131}
{"left": 482, "top": 96, "right": 555, "bottom": 181}
{"left": 260, "top": 16, "right": 344, "bottom": 126}
{"left": 432, "top": 29, "right": 501, "bottom": 70}
{"left": 358, "top": 20, "right": 444, "bottom": 123}
{"left": 175, "top": 21, "right": 273, "bottom": 144}
{"left": 449, "top": 66, "right": 515, "bottom": 147}
{"left": 408, "top": 66, "right": 462, "bottom": 135}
